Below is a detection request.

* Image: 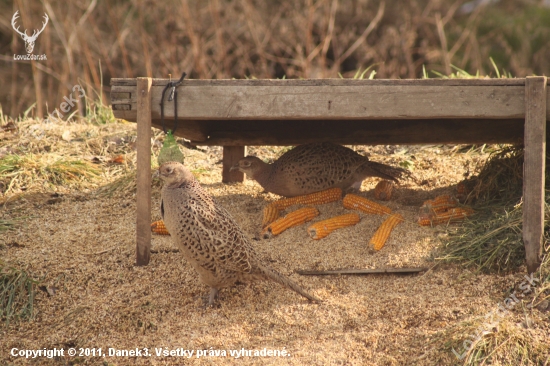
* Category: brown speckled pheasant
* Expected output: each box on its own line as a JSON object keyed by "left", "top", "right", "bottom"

{"left": 159, "top": 162, "right": 320, "bottom": 306}
{"left": 230, "top": 142, "right": 408, "bottom": 197}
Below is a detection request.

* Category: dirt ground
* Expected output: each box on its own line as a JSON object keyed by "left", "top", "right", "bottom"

{"left": 0, "top": 121, "right": 546, "bottom": 365}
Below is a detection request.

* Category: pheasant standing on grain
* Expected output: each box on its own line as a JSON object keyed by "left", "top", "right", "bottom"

{"left": 230, "top": 142, "right": 408, "bottom": 197}
{"left": 159, "top": 162, "right": 320, "bottom": 306}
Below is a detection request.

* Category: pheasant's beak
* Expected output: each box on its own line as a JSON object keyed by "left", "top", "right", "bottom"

{"left": 153, "top": 170, "right": 160, "bottom": 179}
{"left": 229, "top": 163, "right": 240, "bottom": 172}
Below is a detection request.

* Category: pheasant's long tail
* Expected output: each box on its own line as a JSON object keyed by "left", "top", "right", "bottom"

{"left": 359, "top": 161, "right": 411, "bottom": 182}
{"left": 259, "top": 264, "right": 321, "bottom": 303}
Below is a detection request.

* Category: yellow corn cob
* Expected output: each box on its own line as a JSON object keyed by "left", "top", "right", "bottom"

{"left": 417, "top": 213, "right": 433, "bottom": 227}
{"left": 271, "top": 188, "right": 342, "bottom": 210}
{"left": 369, "top": 213, "right": 404, "bottom": 250}
{"left": 418, "top": 207, "right": 474, "bottom": 226}
{"left": 307, "top": 213, "right": 361, "bottom": 240}
{"left": 343, "top": 193, "right": 392, "bottom": 216}
{"left": 151, "top": 220, "right": 170, "bottom": 235}
{"left": 374, "top": 180, "right": 394, "bottom": 201}
{"left": 421, "top": 195, "right": 458, "bottom": 214}
{"left": 262, "top": 203, "right": 280, "bottom": 228}
{"left": 263, "top": 207, "right": 320, "bottom": 237}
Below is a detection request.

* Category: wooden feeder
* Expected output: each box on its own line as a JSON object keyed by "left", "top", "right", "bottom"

{"left": 110, "top": 77, "right": 548, "bottom": 274}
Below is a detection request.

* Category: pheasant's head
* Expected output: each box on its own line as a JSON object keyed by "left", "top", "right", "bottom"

{"left": 159, "top": 162, "right": 194, "bottom": 186}
{"left": 230, "top": 156, "right": 269, "bottom": 180}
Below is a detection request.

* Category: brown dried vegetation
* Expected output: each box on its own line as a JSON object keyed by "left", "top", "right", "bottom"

{"left": 2, "top": 0, "right": 550, "bottom": 118}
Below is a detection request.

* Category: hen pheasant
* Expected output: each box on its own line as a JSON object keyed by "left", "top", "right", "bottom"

{"left": 230, "top": 142, "right": 408, "bottom": 197}
{"left": 159, "top": 162, "right": 320, "bottom": 306}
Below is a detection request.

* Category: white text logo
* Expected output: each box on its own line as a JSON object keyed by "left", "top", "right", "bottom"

{"left": 12, "top": 10, "right": 48, "bottom": 60}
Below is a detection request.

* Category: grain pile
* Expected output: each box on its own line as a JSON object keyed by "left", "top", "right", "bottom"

{"left": 1, "top": 127, "right": 547, "bottom": 364}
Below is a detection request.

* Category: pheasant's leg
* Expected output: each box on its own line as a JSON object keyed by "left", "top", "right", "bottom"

{"left": 207, "top": 287, "right": 219, "bottom": 307}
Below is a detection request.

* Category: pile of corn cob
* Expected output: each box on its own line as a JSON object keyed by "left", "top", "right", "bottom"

{"left": 261, "top": 188, "right": 403, "bottom": 251}
{"left": 417, "top": 194, "right": 474, "bottom": 226}
{"left": 261, "top": 188, "right": 342, "bottom": 237}
{"left": 342, "top": 193, "right": 403, "bottom": 250}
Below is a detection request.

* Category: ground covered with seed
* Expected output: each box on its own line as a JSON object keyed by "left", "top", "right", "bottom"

{"left": 1, "top": 120, "right": 548, "bottom": 365}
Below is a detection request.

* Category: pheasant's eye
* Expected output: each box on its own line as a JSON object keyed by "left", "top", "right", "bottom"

{"left": 166, "top": 167, "right": 173, "bottom": 174}
{"left": 242, "top": 161, "right": 251, "bottom": 167}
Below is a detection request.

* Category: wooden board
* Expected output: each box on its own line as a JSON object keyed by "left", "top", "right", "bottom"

{"left": 111, "top": 78, "right": 550, "bottom": 120}
{"left": 523, "top": 76, "right": 547, "bottom": 274}
{"left": 112, "top": 78, "right": 529, "bottom": 86}
{"left": 105, "top": 116, "right": 530, "bottom": 146}
{"left": 180, "top": 118, "right": 525, "bottom": 146}
{"left": 135, "top": 78, "right": 152, "bottom": 266}
{"left": 111, "top": 83, "right": 526, "bottom": 121}
{"left": 222, "top": 146, "right": 246, "bottom": 183}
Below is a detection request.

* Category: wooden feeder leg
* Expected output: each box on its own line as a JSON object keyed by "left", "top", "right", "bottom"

{"left": 222, "top": 146, "right": 246, "bottom": 183}
{"left": 523, "top": 76, "right": 547, "bottom": 274}
{"left": 136, "top": 77, "right": 153, "bottom": 266}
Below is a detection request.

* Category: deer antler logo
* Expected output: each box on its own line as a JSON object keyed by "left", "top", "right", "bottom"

{"left": 11, "top": 10, "right": 49, "bottom": 54}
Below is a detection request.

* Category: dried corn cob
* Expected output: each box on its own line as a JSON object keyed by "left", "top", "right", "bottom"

{"left": 343, "top": 193, "right": 392, "bottom": 216}
{"left": 374, "top": 180, "right": 394, "bottom": 201}
{"left": 263, "top": 207, "right": 320, "bottom": 237}
{"left": 369, "top": 213, "right": 404, "bottom": 250}
{"left": 151, "top": 220, "right": 170, "bottom": 235}
{"left": 417, "top": 213, "right": 433, "bottom": 227}
{"left": 271, "top": 188, "right": 342, "bottom": 210}
{"left": 418, "top": 207, "right": 474, "bottom": 226}
{"left": 262, "top": 203, "right": 280, "bottom": 228}
{"left": 421, "top": 195, "right": 458, "bottom": 214}
{"left": 307, "top": 213, "right": 361, "bottom": 240}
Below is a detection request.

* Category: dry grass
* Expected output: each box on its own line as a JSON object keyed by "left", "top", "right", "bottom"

{"left": 439, "top": 145, "right": 549, "bottom": 274}
{"left": 465, "top": 145, "right": 525, "bottom": 205}
{"left": 440, "top": 250, "right": 550, "bottom": 366}
{"left": 0, "top": 153, "right": 101, "bottom": 195}
{"left": 439, "top": 202, "right": 526, "bottom": 273}
{"left": 0, "top": 219, "right": 18, "bottom": 233}
{"left": 0, "top": 262, "right": 37, "bottom": 326}
{"left": 436, "top": 144, "right": 550, "bottom": 364}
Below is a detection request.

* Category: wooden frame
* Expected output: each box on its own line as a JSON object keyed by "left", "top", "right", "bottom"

{"left": 524, "top": 77, "right": 547, "bottom": 274}
{"left": 111, "top": 77, "right": 547, "bottom": 273}
{"left": 135, "top": 78, "right": 152, "bottom": 266}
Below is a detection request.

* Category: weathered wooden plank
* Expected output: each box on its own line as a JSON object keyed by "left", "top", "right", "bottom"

{"left": 109, "top": 79, "right": 550, "bottom": 120}
{"left": 222, "top": 146, "right": 246, "bottom": 183}
{"left": 136, "top": 77, "right": 152, "bottom": 266}
{"left": 175, "top": 119, "right": 524, "bottom": 145}
{"left": 523, "top": 76, "right": 546, "bottom": 274}
{"left": 111, "top": 110, "right": 533, "bottom": 146}
{"left": 151, "top": 119, "right": 208, "bottom": 141}
{"left": 111, "top": 98, "right": 133, "bottom": 104}
{"left": 111, "top": 78, "right": 527, "bottom": 87}
{"left": 110, "top": 85, "right": 525, "bottom": 121}
{"left": 111, "top": 85, "right": 136, "bottom": 93}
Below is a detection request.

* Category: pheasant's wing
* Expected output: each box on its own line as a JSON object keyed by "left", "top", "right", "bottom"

{"left": 185, "top": 181, "right": 254, "bottom": 274}
{"left": 273, "top": 142, "right": 365, "bottom": 193}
